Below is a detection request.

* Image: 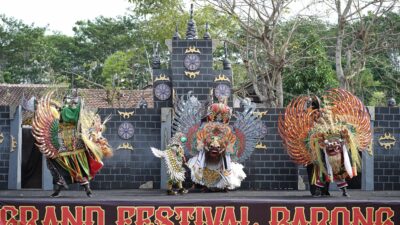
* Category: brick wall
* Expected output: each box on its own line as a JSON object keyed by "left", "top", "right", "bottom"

{"left": 241, "top": 108, "right": 298, "bottom": 190}
{"left": 170, "top": 40, "right": 232, "bottom": 102}
{"left": 90, "top": 108, "right": 162, "bottom": 190}
{"left": 90, "top": 106, "right": 299, "bottom": 191}
{"left": 374, "top": 107, "right": 400, "bottom": 190}
{"left": 1, "top": 105, "right": 400, "bottom": 191}
{"left": 0, "top": 106, "right": 10, "bottom": 190}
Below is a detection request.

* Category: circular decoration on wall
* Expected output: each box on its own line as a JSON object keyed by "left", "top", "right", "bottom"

{"left": 184, "top": 54, "right": 201, "bottom": 71}
{"left": 215, "top": 84, "right": 231, "bottom": 99}
{"left": 118, "top": 122, "right": 134, "bottom": 140}
{"left": 154, "top": 83, "right": 171, "bottom": 100}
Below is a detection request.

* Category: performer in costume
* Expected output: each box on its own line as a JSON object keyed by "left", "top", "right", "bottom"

{"left": 172, "top": 92, "right": 267, "bottom": 191}
{"left": 278, "top": 88, "right": 372, "bottom": 197}
{"left": 32, "top": 91, "right": 113, "bottom": 197}
{"left": 151, "top": 132, "right": 188, "bottom": 195}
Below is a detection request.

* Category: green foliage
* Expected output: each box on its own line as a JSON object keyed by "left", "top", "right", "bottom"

{"left": 101, "top": 50, "right": 150, "bottom": 89}
{"left": 0, "top": 15, "right": 49, "bottom": 83}
{"left": 127, "top": 0, "right": 184, "bottom": 15}
{"left": 352, "top": 68, "right": 381, "bottom": 103}
{"left": 71, "top": 16, "right": 142, "bottom": 87}
{"left": 1, "top": 1, "right": 399, "bottom": 106}
{"left": 283, "top": 19, "right": 338, "bottom": 104}
{"left": 368, "top": 91, "right": 386, "bottom": 107}
{"left": 102, "top": 51, "right": 134, "bottom": 87}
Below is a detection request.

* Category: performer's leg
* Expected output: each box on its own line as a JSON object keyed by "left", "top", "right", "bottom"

{"left": 177, "top": 181, "right": 188, "bottom": 194}
{"left": 46, "top": 159, "right": 68, "bottom": 197}
{"left": 323, "top": 182, "right": 330, "bottom": 196}
{"left": 313, "top": 178, "right": 326, "bottom": 197}
{"left": 167, "top": 180, "right": 177, "bottom": 195}
{"left": 80, "top": 178, "right": 92, "bottom": 197}
{"left": 51, "top": 184, "right": 62, "bottom": 198}
{"left": 336, "top": 180, "right": 349, "bottom": 197}
{"left": 306, "top": 164, "right": 316, "bottom": 195}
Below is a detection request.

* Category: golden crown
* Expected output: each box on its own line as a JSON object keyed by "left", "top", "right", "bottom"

{"left": 185, "top": 46, "right": 201, "bottom": 54}
{"left": 154, "top": 74, "right": 170, "bottom": 82}
{"left": 214, "top": 74, "right": 230, "bottom": 83}
{"left": 117, "top": 142, "right": 134, "bottom": 150}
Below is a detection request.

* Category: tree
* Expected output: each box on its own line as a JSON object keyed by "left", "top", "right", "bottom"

{"left": 283, "top": 19, "right": 338, "bottom": 104}
{"left": 72, "top": 15, "right": 142, "bottom": 87}
{"left": 325, "top": 0, "right": 398, "bottom": 89}
{"left": 127, "top": 1, "right": 244, "bottom": 86}
{"left": 102, "top": 49, "right": 151, "bottom": 89}
{"left": 202, "top": 0, "right": 316, "bottom": 107}
{"left": 0, "top": 15, "right": 49, "bottom": 83}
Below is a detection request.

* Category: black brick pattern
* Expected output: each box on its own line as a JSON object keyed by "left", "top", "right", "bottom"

{"left": 170, "top": 40, "right": 232, "bottom": 102}
{"left": 90, "top": 108, "right": 161, "bottom": 190}
{"left": 374, "top": 107, "right": 400, "bottom": 191}
{"left": 0, "top": 106, "right": 10, "bottom": 190}
{"left": 241, "top": 108, "right": 298, "bottom": 190}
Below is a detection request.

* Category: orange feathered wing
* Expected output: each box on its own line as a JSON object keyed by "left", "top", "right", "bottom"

{"left": 32, "top": 92, "right": 60, "bottom": 159}
{"left": 278, "top": 96, "right": 318, "bottom": 165}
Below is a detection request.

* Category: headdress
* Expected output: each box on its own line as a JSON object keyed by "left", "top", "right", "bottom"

{"left": 279, "top": 88, "right": 372, "bottom": 172}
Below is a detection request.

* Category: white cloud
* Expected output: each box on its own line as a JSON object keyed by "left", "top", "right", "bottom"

{"left": 0, "top": 0, "right": 132, "bottom": 36}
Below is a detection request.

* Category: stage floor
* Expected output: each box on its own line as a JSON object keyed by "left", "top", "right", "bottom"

{"left": 1, "top": 189, "right": 400, "bottom": 201}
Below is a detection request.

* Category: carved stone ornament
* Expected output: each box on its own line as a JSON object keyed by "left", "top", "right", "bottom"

{"left": 118, "top": 110, "right": 135, "bottom": 119}
{"left": 10, "top": 135, "right": 16, "bottom": 152}
{"left": 214, "top": 74, "right": 230, "bottom": 83}
{"left": 255, "top": 141, "right": 267, "bottom": 150}
{"left": 117, "top": 142, "right": 134, "bottom": 151}
{"left": 253, "top": 111, "right": 268, "bottom": 119}
{"left": 379, "top": 133, "right": 396, "bottom": 150}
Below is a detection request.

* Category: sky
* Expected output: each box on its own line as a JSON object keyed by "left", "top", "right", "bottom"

{"left": 0, "top": 0, "right": 133, "bottom": 36}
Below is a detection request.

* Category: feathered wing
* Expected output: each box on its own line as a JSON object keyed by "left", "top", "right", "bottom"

{"left": 151, "top": 147, "right": 166, "bottom": 158}
{"left": 80, "top": 102, "right": 113, "bottom": 160}
{"left": 150, "top": 147, "right": 185, "bottom": 182}
{"left": 232, "top": 101, "right": 267, "bottom": 163}
{"left": 32, "top": 92, "right": 60, "bottom": 159}
{"left": 278, "top": 96, "right": 317, "bottom": 165}
{"left": 324, "top": 88, "right": 372, "bottom": 152}
{"left": 172, "top": 92, "right": 203, "bottom": 156}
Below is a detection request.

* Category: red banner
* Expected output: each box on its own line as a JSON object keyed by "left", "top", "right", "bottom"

{"left": 1, "top": 199, "right": 399, "bottom": 224}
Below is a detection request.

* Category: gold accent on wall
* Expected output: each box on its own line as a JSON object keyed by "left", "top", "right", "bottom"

{"left": 117, "top": 142, "right": 134, "bottom": 150}
{"left": 255, "top": 141, "right": 267, "bottom": 150}
{"left": 214, "top": 74, "right": 230, "bottom": 83}
{"left": 185, "top": 46, "right": 201, "bottom": 54}
{"left": 253, "top": 111, "right": 268, "bottom": 119}
{"left": 154, "top": 74, "right": 170, "bottom": 82}
{"left": 184, "top": 71, "right": 200, "bottom": 79}
{"left": 10, "top": 135, "right": 16, "bottom": 152}
{"left": 379, "top": 133, "right": 396, "bottom": 150}
{"left": 118, "top": 110, "right": 135, "bottom": 119}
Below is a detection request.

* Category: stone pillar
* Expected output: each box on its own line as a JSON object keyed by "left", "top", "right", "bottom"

{"left": 8, "top": 106, "right": 22, "bottom": 189}
{"left": 160, "top": 108, "right": 173, "bottom": 189}
{"left": 362, "top": 106, "right": 374, "bottom": 191}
